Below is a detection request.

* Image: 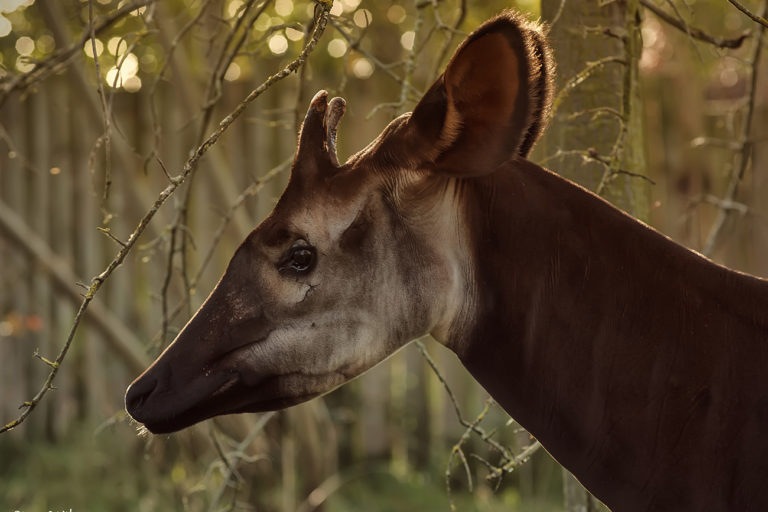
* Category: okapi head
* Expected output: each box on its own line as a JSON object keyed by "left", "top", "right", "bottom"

{"left": 126, "top": 10, "right": 553, "bottom": 434}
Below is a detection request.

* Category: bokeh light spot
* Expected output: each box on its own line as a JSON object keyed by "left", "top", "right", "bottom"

{"left": 341, "top": 0, "right": 361, "bottom": 12}
{"left": 15, "top": 55, "right": 33, "bottom": 72}
{"left": 15, "top": 35, "right": 33, "bottom": 55}
{"left": 106, "top": 66, "right": 122, "bottom": 87}
{"left": 107, "top": 36, "right": 127, "bottom": 56}
{"left": 400, "top": 30, "right": 415, "bottom": 51}
{"left": 227, "top": 0, "right": 243, "bottom": 18}
{"left": 37, "top": 33, "right": 54, "bottom": 53}
{"left": 224, "top": 62, "right": 241, "bottom": 81}
{"left": 327, "top": 38, "right": 347, "bottom": 58}
{"left": 120, "top": 53, "right": 139, "bottom": 78}
{"left": 123, "top": 75, "right": 142, "bottom": 92}
{"left": 140, "top": 52, "right": 157, "bottom": 72}
{"left": 720, "top": 66, "right": 739, "bottom": 88}
{"left": 119, "top": 52, "right": 139, "bottom": 78}
{"left": 275, "top": 0, "right": 293, "bottom": 17}
{"left": 352, "top": 57, "right": 373, "bottom": 79}
{"left": 285, "top": 26, "right": 304, "bottom": 41}
{"left": 254, "top": 15, "right": 271, "bottom": 31}
{"left": 268, "top": 34, "right": 288, "bottom": 55}
{"left": 353, "top": 9, "right": 372, "bottom": 27}
{"left": 0, "top": 0, "right": 30, "bottom": 14}
{"left": 386, "top": 5, "right": 406, "bottom": 24}
{"left": 83, "top": 39, "right": 104, "bottom": 58}
{"left": 0, "top": 14, "right": 11, "bottom": 37}
{"left": 117, "top": 0, "right": 145, "bottom": 15}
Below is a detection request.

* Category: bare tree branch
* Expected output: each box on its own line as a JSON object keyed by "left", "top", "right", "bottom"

{"left": 702, "top": 0, "right": 767, "bottom": 256}
{"left": 0, "top": 1, "right": 333, "bottom": 435}
{"left": 0, "top": 0, "right": 157, "bottom": 109}
{"left": 550, "top": 56, "right": 627, "bottom": 119}
{"left": 0, "top": 199, "right": 149, "bottom": 373}
{"left": 415, "top": 339, "right": 541, "bottom": 500}
{"left": 727, "top": 0, "right": 768, "bottom": 28}
{"left": 640, "top": 0, "right": 748, "bottom": 48}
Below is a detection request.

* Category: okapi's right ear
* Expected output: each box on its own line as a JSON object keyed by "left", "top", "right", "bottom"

{"left": 408, "top": 10, "right": 553, "bottom": 177}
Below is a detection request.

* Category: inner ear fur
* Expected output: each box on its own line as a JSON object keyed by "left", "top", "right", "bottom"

{"left": 410, "top": 10, "right": 554, "bottom": 176}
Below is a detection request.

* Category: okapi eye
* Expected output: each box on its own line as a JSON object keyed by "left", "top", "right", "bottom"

{"left": 280, "top": 244, "right": 316, "bottom": 274}
{"left": 291, "top": 248, "right": 314, "bottom": 271}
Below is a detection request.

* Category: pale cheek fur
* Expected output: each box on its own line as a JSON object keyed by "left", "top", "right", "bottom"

{"left": 234, "top": 312, "right": 384, "bottom": 380}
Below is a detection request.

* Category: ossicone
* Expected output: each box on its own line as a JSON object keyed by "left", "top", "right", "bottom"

{"left": 295, "top": 90, "right": 347, "bottom": 171}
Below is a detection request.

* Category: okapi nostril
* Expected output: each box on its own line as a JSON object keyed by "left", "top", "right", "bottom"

{"left": 125, "top": 377, "right": 158, "bottom": 414}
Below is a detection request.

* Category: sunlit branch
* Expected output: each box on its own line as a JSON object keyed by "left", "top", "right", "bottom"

{"left": 428, "top": 0, "right": 467, "bottom": 80}
{"left": 702, "top": 1, "right": 767, "bottom": 256}
{"left": 727, "top": 0, "right": 768, "bottom": 29}
{"left": 87, "top": 0, "right": 114, "bottom": 200}
{"left": 550, "top": 56, "right": 627, "bottom": 119}
{"left": 663, "top": 0, "right": 705, "bottom": 61}
{"left": 415, "top": 340, "right": 541, "bottom": 489}
{"left": 0, "top": 0, "right": 157, "bottom": 109}
{"left": 398, "top": 0, "right": 425, "bottom": 114}
{"left": 331, "top": 20, "right": 421, "bottom": 97}
{"left": 0, "top": 199, "right": 149, "bottom": 373}
{"left": 144, "top": 0, "right": 217, "bottom": 172}
{"left": 640, "top": 0, "right": 748, "bottom": 48}
{"left": 148, "top": 156, "right": 292, "bottom": 353}
{"left": 0, "top": 2, "right": 333, "bottom": 435}
{"left": 207, "top": 412, "right": 276, "bottom": 511}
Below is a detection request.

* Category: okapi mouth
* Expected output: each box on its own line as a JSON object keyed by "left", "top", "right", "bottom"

{"left": 126, "top": 370, "right": 344, "bottom": 434}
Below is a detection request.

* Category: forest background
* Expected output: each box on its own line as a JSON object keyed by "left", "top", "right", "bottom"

{"left": 0, "top": 0, "right": 767, "bottom": 510}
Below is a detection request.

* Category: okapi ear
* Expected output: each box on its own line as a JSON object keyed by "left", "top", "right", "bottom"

{"left": 295, "top": 90, "right": 347, "bottom": 170}
{"left": 409, "top": 10, "right": 553, "bottom": 176}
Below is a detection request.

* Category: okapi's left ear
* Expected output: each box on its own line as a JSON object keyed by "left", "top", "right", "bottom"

{"left": 409, "top": 10, "right": 553, "bottom": 176}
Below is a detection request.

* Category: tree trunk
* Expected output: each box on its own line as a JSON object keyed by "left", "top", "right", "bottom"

{"left": 539, "top": 1, "right": 649, "bottom": 510}
{"left": 539, "top": 0, "right": 648, "bottom": 218}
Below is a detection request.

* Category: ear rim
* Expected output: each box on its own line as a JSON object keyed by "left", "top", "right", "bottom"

{"left": 405, "top": 10, "right": 555, "bottom": 176}
{"left": 517, "top": 25, "right": 555, "bottom": 158}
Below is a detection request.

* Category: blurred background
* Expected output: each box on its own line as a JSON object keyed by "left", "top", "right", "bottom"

{"left": 0, "top": 0, "right": 766, "bottom": 510}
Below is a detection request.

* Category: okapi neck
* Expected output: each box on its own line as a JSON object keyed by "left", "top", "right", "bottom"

{"left": 454, "top": 158, "right": 768, "bottom": 511}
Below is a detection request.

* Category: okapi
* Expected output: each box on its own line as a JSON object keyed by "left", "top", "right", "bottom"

{"left": 126, "top": 10, "right": 768, "bottom": 511}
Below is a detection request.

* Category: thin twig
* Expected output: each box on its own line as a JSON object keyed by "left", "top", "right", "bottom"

{"left": 727, "top": 0, "right": 768, "bottom": 28}
{"left": 87, "top": 0, "right": 113, "bottom": 200}
{"left": 331, "top": 20, "right": 421, "bottom": 97}
{"left": 640, "top": 0, "right": 748, "bottom": 48}
{"left": 0, "top": 0, "right": 157, "bottom": 109}
{"left": 415, "top": 341, "right": 514, "bottom": 460}
{"left": 0, "top": 2, "right": 333, "bottom": 435}
{"left": 148, "top": 156, "right": 291, "bottom": 352}
{"left": 550, "top": 56, "right": 627, "bottom": 119}
{"left": 208, "top": 412, "right": 276, "bottom": 511}
{"left": 662, "top": 0, "right": 704, "bottom": 61}
{"left": 702, "top": 1, "right": 767, "bottom": 256}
